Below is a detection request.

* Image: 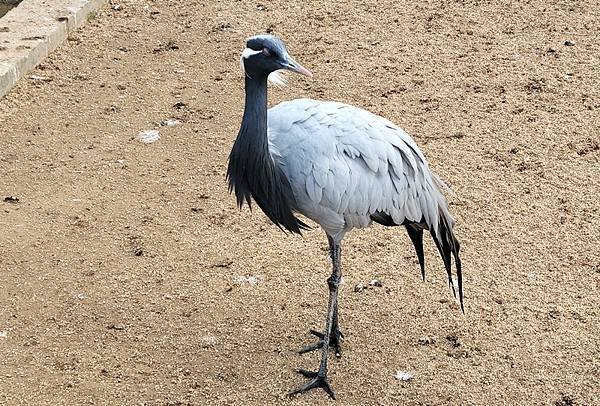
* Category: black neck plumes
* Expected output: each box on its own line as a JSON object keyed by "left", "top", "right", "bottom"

{"left": 227, "top": 75, "right": 308, "bottom": 234}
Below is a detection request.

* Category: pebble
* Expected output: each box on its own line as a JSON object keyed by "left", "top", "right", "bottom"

{"left": 161, "top": 118, "right": 180, "bottom": 126}
{"left": 211, "top": 256, "right": 233, "bottom": 268}
{"left": 200, "top": 335, "right": 218, "bottom": 348}
{"left": 369, "top": 279, "right": 383, "bottom": 287}
{"left": 418, "top": 336, "right": 434, "bottom": 345}
{"left": 233, "top": 275, "right": 261, "bottom": 286}
{"left": 30, "top": 75, "right": 49, "bottom": 81}
{"left": 395, "top": 370, "right": 414, "bottom": 381}
{"left": 354, "top": 282, "right": 366, "bottom": 293}
{"left": 137, "top": 129, "right": 160, "bottom": 144}
{"left": 564, "top": 39, "right": 575, "bottom": 46}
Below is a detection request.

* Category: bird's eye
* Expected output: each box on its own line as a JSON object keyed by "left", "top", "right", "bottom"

{"left": 262, "top": 48, "right": 272, "bottom": 57}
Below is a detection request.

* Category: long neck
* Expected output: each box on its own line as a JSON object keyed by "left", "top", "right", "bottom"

{"left": 240, "top": 75, "right": 268, "bottom": 142}
{"left": 228, "top": 74, "right": 273, "bottom": 208}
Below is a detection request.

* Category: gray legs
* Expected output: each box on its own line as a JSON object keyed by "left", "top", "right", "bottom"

{"left": 298, "top": 236, "right": 344, "bottom": 357}
{"left": 289, "top": 235, "right": 342, "bottom": 399}
{"left": 327, "top": 234, "right": 343, "bottom": 356}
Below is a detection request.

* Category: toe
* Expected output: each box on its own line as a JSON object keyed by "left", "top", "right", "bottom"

{"left": 288, "top": 375, "right": 336, "bottom": 400}
{"left": 309, "top": 329, "right": 325, "bottom": 339}
{"left": 295, "top": 368, "right": 318, "bottom": 379}
{"left": 298, "top": 341, "right": 324, "bottom": 354}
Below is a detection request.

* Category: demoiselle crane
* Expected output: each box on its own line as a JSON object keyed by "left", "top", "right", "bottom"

{"left": 227, "top": 35, "right": 463, "bottom": 399}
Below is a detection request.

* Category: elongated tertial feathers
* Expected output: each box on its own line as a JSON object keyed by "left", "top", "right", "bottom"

{"left": 429, "top": 212, "right": 464, "bottom": 312}
{"left": 405, "top": 223, "right": 426, "bottom": 281}
{"left": 371, "top": 210, "right": 464, "bottom": 312}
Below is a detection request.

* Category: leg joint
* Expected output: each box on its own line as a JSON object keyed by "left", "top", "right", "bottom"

{"left": 327, "top": 275, "right": 340, "bottom": 291}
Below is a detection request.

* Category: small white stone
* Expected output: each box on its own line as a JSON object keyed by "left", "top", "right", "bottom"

{"left": 137, "top": 129, "right": 160, "bottom": 144}
{"left": 161, "top": 118, "right": 180, "bottom": 127}
{"left": 369, "top": 279, "right": 383, "bottom": 287}
{"left": 233, "top": 275, "right": 262, "bottom": 286}
{"left": 418, "top": 336, "right": 434, "bottom": 345}
{"left": 0, "top": 331, "right": 7, "bottom": 338}
{"left": 76, "top": 293, "right": 85, "bottom": 300}
{"left": 200, "top": 335, "right": 217, "bottom": 348}
{"left": 395, "top": 370, "right": 414, "bottom": 381}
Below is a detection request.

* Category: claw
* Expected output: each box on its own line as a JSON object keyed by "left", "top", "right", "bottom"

{"left": 289, "top": 370, "right": 336, "bottom": 400}
{"left": 333, "top": 342, "right": 342, "bottom": 358}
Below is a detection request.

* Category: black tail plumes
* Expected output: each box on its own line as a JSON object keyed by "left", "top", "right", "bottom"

{"left": 429, "top": 213, "right": 464, "bottom": 312}
{"left": 404, "top": 223, "right": 426, "bottom": 281}
{"left": 371, "top": 210, "right": 464, "bottom": 312}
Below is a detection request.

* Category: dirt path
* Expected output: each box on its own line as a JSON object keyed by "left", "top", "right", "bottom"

{"left": 1, "top": 0, "right": 598, "bottom": 404}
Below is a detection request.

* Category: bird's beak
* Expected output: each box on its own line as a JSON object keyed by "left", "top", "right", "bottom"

{"left": 283, "top": 56, "right": 313, "bottom": 78}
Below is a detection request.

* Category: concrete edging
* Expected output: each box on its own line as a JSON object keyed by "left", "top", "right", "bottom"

{"left": 0, "top": 0, "right": 107, "bottom": 98}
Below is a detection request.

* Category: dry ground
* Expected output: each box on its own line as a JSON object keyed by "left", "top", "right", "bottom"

{"left": 1, "top": 0, "right": 599, "bottom": 405}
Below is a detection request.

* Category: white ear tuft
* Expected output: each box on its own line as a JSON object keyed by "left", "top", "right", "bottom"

{"left": 241, "top": 47, "right": 262, "bottom": 59}
{"left": 268, "top": 70, "right": 287, "bottom": 88}
{"left": 240, "top": 47, "right": 262, "bottom": 75}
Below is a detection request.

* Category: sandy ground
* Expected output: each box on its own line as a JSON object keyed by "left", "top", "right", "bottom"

{"left": 0, "top": 0, "right": 599, "bottom": 404}
{"left": 0, "top": 5, "right": 15, "bottom": 19}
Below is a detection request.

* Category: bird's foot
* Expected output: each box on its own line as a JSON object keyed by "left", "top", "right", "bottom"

{"left": 288, "top": 369, "right": 336, "bottom": 399}
{"left": 298, "top": 328, "right": 344, "bottom": 358}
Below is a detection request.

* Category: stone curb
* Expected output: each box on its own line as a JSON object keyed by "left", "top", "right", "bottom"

{"left": 0, "top": 0, "right": 107, "bottom": 98}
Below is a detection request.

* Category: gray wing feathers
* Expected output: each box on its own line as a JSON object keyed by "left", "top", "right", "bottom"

{"left": 268, "top": 99, "right": 451, "bottom": 236}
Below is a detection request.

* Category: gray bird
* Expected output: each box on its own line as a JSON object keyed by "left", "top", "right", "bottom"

{"left": 227, "top": 34, "right": 463, "bottom": 399}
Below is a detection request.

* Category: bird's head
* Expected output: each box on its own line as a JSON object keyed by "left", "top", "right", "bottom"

{"left": 240, "top": 34, "right": 312, "bottom": 86}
